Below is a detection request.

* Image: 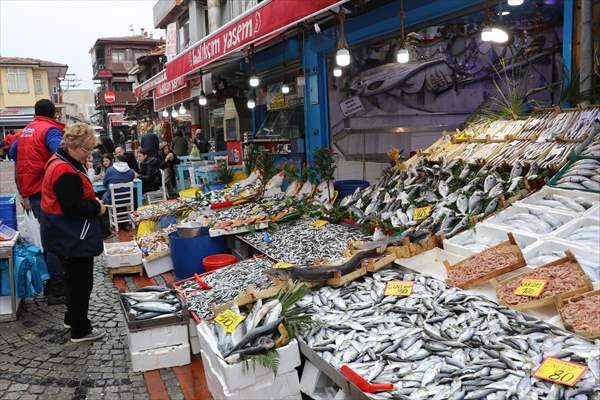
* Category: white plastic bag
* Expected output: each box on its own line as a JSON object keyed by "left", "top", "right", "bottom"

{"left": 18, "top": 211, "right": 43, "bottom": 250}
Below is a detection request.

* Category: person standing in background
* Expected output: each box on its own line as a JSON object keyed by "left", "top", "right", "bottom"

{"left": 140, "top": 124, "right": 159, "bottom": 158}
{"left": 171, "top": 130, "right": 189, "bottom": 157}
{"left": 9, "top": 99, "right": 66, "bottom": 304}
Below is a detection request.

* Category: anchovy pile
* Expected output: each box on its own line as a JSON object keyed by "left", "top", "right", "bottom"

{"left": 240, "top": 218, "right": 370, "bottom": 264}
{"left": 553, "top": 159, "right": 600, "bottom": 192}
{"left": 300, "top": 270, "right": 600, "bottom": 400}
{"left": 130, "top": 201, "right": 188, "bottom": 223}
{"left": 183, "top": 257, "right": 274, "bottom": 319}
{"left": 121, "top": 286, "right": 183, "bottom": 321}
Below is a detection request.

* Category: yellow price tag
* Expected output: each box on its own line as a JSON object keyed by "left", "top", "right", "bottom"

{"left": 261, "top": 201, "right": 274, "bottom": 207}
{"left": 214, "top": 309, "right": 245, "bottom": 333}
{"left": 533, "top": 357, "right": 588, "bottom": 386}
{"left": 274, "top": 262, "right": 293, "bottom": 269}
{"left": 312, "top": 220, "right": 329, "bottom": 228}
{"left": 413, "top": 206, "right": 432, "bottom": 221}
{"left": 514, "top": 278, "right": 548, "bottom": 297}
{"left": 384, "top": 280, "right": 414, "bottom": 296}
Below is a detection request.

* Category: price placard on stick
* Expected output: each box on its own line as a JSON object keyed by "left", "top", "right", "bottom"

{"left": 214, "top": 309, "right": 245, "bottom": 333}
{"left": 413, "top": 206, "right": 432, "bottom": 221}
{"left": 274, "top": 262, "right": 293, "bottom": 269}
{"left": 312, "top": 219, "right": 329, "bottom": 228}
{"left": 533, "top": 357, "right": 588, "bottom": 386}
{"left": 514, "top": 278, "right": 548, "bottom": 297}
{"left": 384, "top": 280, "right": 414, "bottom": 296}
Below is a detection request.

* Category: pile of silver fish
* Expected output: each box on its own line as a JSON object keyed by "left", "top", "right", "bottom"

{"left": 489, "top": 207, "right": 566, "bottom": 235}
{"left": 525, "top": 191, "right": 596, "bottom": 214}
{"left": 205, "top": 299, "right": 284, "bottom": 364}
{"left": 560, "top": 109, "right": 600, "bottom": 141}
{"left": 240, "top": 218, "right": 370, "bottom": 264}
{"left": 553, "top": 159, "right": 600, "bottom": 191}
{"left": 340, "top": 157, "right": 536, "bottom": 239}
{"left": 181, "top": 190, "right": 226, "bottom": 210}
{"left": 182, "top": 257, "right": 274, "bottom": 319}
{"left": 300, "top": 270, "right": 600, "bottom": 400}
{"left": 579, "top": 129, "right": 600, "bottom": 158}
{"left": 122, "top": 286, "right": 183, "bottom": 321}
{"left": 130, "top": 201, "right": 188, "bottom": 223}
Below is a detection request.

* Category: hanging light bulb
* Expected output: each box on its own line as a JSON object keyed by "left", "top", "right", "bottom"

{"left": 178, "top": 103, "right": 186, "bottom": 115}
{"left": 281, "top": 84, "right": 290, "bottom": 94}
{"left": 198, "top": 91, "right": 207, "bottom": 106}
{"left": 491, "top": 26, "right": 509, "bottom": 43}
{"left": 507, "top": 0, "right": 523, "bottom": 5}
{"left": 333, "top": 66, "right": 342, "bottom": 77}
{"left": 171, "top": 108, "right": 178, "bottom": 118}
{"left": 396, "top": 48, "right": 410, "bottom": 63}
{"left": 162, "top": 109, "right": 168, "bottom": 118}
{"left": 481, "top": 26, "right": 494, "bottom": 42}
{"left": 335, "top": 48, "right": 350, "bottom": 67}
{"left": 247, "top": 98, "right": 256, "bottom": 109}
{"left": 249, "top": 75, "right": 260, "bottom": 87}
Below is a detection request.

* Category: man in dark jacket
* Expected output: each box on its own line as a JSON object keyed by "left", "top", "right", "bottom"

{"left": 102, "top": 155, "right": 135, "bottom": 204}
{"left": 137, "top": 149, "right": 161, "bottom": 193}
{"left": 172, "top": 130, "right": 188, "bottom": 156}
{"left": 140, "top": 127, "right": 159, "bottom": 157}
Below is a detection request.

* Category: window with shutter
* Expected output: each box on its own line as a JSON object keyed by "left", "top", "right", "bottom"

{"left": 7, "top": 68, "right": 29, "bottom": 93}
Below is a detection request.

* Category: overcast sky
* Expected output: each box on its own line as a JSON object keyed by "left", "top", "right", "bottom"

{"left": 0, "top": 0, "right": 164, "bottom": 90}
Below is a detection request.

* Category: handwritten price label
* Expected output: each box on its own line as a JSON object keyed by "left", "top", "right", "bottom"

{"left": 533, "top": 357, "right": 588, "bottom": 386}
{"left": 384, "top": 280, "right": 414, "bottom": 296}
{"left": 274, "top": 262, "right": 293, "bottom": 269}
{"left": 413, "top": 206, "right": 432, "bottom": 221}
{"left": 214, "top": 309, "right": 245, "bottom": 333}
{"left": 312, "top": 220, "right": 329, "bottom": 228}
{"left": 514, "top": 278, "right": 548, "bottom": 297}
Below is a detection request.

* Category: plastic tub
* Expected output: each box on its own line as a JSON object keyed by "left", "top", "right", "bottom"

{"left": 0, "top": 195, "right": 17, "bottom": 230}
{"left": 168, "top": 231, "right": 227, "bottom": 281}
{"left": 334, "top": 180, "right": 369, "bottom": 199}
{"left": 203, "top": 254, "right": 237, "bottom": 273}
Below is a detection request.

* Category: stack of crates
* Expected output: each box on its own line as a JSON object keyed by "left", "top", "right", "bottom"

{"left": 0, "top": 195, "right": 17, "bottom": 230}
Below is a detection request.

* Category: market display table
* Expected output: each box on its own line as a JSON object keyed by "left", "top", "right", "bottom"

{"left": 0, "top": 232, "right": 20, "bottom": 322}
{"left": 93, "top": 179, "right": 143, "bottom": 209}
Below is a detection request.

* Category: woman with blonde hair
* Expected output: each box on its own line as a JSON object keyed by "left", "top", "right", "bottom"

{"left": 40, "top": 122, "right": 106, "bottom": 343}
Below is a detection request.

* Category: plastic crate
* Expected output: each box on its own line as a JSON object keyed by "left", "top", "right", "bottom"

{"left": 0, "top": 195, "right": 17, "bottom": 230}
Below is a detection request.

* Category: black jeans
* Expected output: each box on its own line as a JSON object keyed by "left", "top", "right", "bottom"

{"left": 60, "top": 256, "right": 94, "bottom": 338}
{"left": 29, "top": 195, "right": 65, "bottom": 283}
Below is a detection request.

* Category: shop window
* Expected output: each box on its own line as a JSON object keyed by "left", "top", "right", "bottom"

{"left": 113, "top": 82, "right": 131, "bottom": 92}
{"left": 7, "top": 68, "right": 29, "bottom": 93}
{"left": 33, "top": 74, "right": 43, "bottom": 94}
{"left": 112, "top": 49, "right": 127, "bottom": 64}
{"left": 178, "top": 13, "right": 190, "bottom": 51}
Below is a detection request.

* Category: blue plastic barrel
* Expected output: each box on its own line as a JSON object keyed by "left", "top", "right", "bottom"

{"left": 204, "top": 184, "right": 225, "bottom": 193}
{"left": 168, "top": 229, "right": 228, "bottom": 280}
{"left": 0, "top": 195, "right": 17, "bottom": 230}
{"left": 334, "top": 180, "right": 369, "bottom": 199}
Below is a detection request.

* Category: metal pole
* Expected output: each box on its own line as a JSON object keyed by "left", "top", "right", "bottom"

{"left": 579, "top": 0, "right": 593, "bottom": 104}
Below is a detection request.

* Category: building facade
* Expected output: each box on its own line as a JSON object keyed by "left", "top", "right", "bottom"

{"left": 63, "top": 89, "right": 96, "bottom": 124}
{"left": 0, "top": 57, "right": 67, "bottom": 134}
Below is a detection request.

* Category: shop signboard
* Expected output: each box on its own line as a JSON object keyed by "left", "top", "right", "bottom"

{"left": 165, "top": 0, "right": 347, "bottom": 80}
{"left": 165, "top": 22, "right": 178, "bottom": 60}
{"left": 155, "top": 76, "right": 188, "bottom": 99}
{"left": 133, "top": 69, "right": 167, "bottom": 98}
{"left": 104, "top": 91, "right": 116, "bottom": 104}
{"left": 339, "top": 96, "right": 364, "bottom": 117}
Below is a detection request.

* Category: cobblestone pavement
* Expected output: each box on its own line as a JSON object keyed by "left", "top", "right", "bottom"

{"left": 0, "top": 258, "right": 149, "bottom": 400}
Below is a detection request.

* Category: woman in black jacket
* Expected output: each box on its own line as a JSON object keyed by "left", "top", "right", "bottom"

{"left": 159, "top": 143, "right": 180, "bottom": 198}
{"left": 40, "top": 123, "right": 106, "bottom": 343}
{"left": 136, "top": 149, "right": 161, "bottom": 193}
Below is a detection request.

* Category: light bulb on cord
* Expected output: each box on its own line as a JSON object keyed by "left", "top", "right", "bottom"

{"left": 178, "top": 103, "right": 186, "bottom": 115}
{"left": 162, "top": 109, "right": 168, "bottom": 118}
{"left": 481, "top": 26, "right": 494, "bottom": 42}
{"left": 491, "top": 27, "right": 509, "bottom": 43}
{"left": 198, "top": 92, "right": 207, "bottom": 106}
{"left": 335, "top": 47, "right": 350, "bottom": 67}
{"left": 396, "top": 48, "right": 410, "bottom": 63}
{"left": 507, "top": 0, "right": 523, "bottom": 5}
{"left": 281, "top": 84, "right": 290, "bottom": 94}
{"left": 247, "top": 98, "right": 256, "bottom": 109}
{"left": 171, "top": 109, "right": 178, "bottom": 118}
{"left": 249, "top": 75, "right": 260, "bottom": 87}
{"left": 333, "top": 66, "right": 342, "bottom": 77}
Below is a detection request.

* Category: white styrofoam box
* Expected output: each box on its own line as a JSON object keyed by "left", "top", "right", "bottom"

{"left": 188, "top": 319, "right": 201, "bottom": 355}
{"left": 483, "top": 205, "right": 572, "bottom": 237}
{"left": 394, "top": 248, "right": 465, "bottom": 281}
{"left": 201, "top": 350, "right": 301, "bottom": 400}
{"left": 522, "top": 239, "right": 600, "bottom": 283}
{"left": 128, "top": 322, "right": 188, "bottom": 353}
{"left": 443, "top": 223, "right": 538, "bottom": 258}
{"left": 586, "top": 204, "right": 600, "bottom": 219}
{"left": 517, "top": 186, "right": 600, "bottom": 215}
{"left": 197, "top": 322, "right": 301, "bottom": 393}
{"left": 0, "top": 296, "right": 21, "bottom": 315}
{"left": 104, "top": 241, "right": 143, "bottom": 268}
{"left": 130, "top": 342, "right": 191, "bottom": 372}
{"left": 300, "top": 360, "right": 341, "bottom": 400}
{"left": 551, "top": 216, "right": 600, "bottom": 247}
{"left": 142, "top": 254, "right": 173, "bottom": 277}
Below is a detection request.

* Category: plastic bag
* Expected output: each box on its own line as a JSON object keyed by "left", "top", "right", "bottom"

{"left": 18, "top": 211, "right": 43, "bottom": 250}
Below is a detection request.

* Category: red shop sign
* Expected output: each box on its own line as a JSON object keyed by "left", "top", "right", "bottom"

{"left": 165, "top": 0, "right": 346, "bottom": 80}
{"left": 155, "top": 76, "right": 188, "bottom": 99}
{"left": 104, "top": 91, "right": 116, "bottom": 103}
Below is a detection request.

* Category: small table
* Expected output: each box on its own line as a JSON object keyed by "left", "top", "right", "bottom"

{"left": 93, "top": 179, "right": 143, "bottom": 208}
{"left": 0, "top": 232, "right": 20, "bottom": 322}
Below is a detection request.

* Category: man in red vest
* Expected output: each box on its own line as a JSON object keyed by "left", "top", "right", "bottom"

{"left": 10, "top": 99, "right": 66, "bottom": 304}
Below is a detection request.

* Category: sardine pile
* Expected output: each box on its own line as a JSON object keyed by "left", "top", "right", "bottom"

{"left": 300, "top": 270, "right": 600, "bottom": 400}
{"left": 560, "top": 292, "right": 600, "bottom": 335}
{"left": 182, "top": 257, "right": 274, "bottom": 319}
{"left": 130, "top": 201, "right": 188, "bottom": 223}
{"left": 496, "top": 261, "right": 591, "bottom": 307}
{"left": 240, "top": 218, "right": 370, "bottom": 264}
{"left": 553, "top": 159, "right": 600, "bottom": 192}
{"left": 181, "top": 190, "right": 226, "bottom": 210}
{"left": 489, "top": 207, "right": 566, "bottom": 235}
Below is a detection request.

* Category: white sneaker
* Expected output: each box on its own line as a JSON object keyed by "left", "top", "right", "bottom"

{"left": 70, "top": 328, "right": 106, "bottom": 343}
{"left": 63, "top": 323, "right": 71, "bottom": 329}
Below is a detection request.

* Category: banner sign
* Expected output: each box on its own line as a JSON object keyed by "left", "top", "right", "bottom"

{"left": 155, "top": 76, "right": 188, "bottom": 99}
{"left": 133, "top": 69, "right": 167, "bottom": 98}
{"left": 165, "top": 0, "right": 346, "bottom": 80}
{"left": 166, "top": 22, "right": 178, "bottom": 60}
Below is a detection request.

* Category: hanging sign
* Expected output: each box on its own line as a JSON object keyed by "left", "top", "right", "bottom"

{"left": 166, "top": 22, "right": 178, "bottom": 60}
{"left": 514, "top": 278, "right": 548, "bottom": 297}
{"left": 339, "top": 96, "right": 364, "bottom": 117}
{"left": 413, "top": 205, "right": 432, "bottom": 221}
{"left": 214, "top": 309, "right": 245, "bottom": 333}
{"left": 384, "top": 280, "right": 414, "bottom": 296}
{"left": 103, "top": 91, "right": 116, "bottom": 103}
{"left": 533, "top": 357, "right": 588, "bottom": 386}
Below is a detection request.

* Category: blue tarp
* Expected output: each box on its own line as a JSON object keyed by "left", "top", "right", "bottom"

{"left": 0, "top": 243, "right": 49, "bottom": 297}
